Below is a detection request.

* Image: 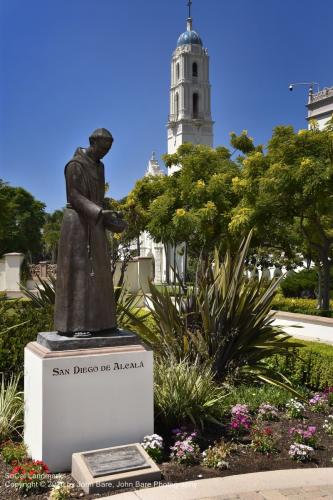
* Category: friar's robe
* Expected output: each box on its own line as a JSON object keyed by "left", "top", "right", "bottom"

{"left": 54, "top": 148, "right": 116, "bottom": 333}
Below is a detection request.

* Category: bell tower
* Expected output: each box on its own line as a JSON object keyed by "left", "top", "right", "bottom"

{"left": 167, "top": 1, "right": 214, "bottom": 174}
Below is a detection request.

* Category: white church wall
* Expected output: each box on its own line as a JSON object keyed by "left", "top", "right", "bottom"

{"left": 113, "top": 257, "right": 153, "bottom": 294}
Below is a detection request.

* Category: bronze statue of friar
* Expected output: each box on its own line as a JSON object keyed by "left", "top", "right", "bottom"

{"left": 54, "top": 128, "right": 126, "bottom": 337}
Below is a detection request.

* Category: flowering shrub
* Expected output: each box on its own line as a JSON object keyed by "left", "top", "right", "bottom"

{"left": 323, "top": 415, "right": 333, "bottom": 436}
{"left": 176, "top": 208, "right": 186, "bottom": 217}
{"left": 202, "top": 440, "right": 233, "bottom": 469}
{"left": 49, "top": 481, "right": 73, "bottom": 500}
{"left": 309, "top": 393, "right": 329, "bottom": 413}
{"left": 250, "top": 426, "right": 276, "bottom": 454}
{"left": 285, "top": 399, "right": 305, "bottom": 419}
{"left": 289, "top": 425, "right": 317, "bottom": 447}
{"left": 10, "top": 460, "right": 50, "bottom": 493}
{"left": 230, "top": 404, "right": 251, "bottom": 434}
{"left": 141, "top": 434, "right": 164, "bottom": 463}
{"left": 258, "top": 403, "right": 279, "bottom": 421}
{"left": 289, "top": 443, "right": 314, "bottom": 462}
{"left": 170, "top": 429, "right": 201, "bottom": 465}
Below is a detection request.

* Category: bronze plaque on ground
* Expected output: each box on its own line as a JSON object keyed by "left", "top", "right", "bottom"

{"left": 83, "top": 445, "right": 149, "bottom": 477}
{"left": 72, "top": 443, "right": 161, "bottom": 494}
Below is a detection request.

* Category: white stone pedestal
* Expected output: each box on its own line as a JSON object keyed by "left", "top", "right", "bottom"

{"left": 24, "top": 342, "right": 154, "bottom": 472}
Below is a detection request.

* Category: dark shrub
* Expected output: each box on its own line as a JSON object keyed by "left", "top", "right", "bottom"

{"left": 281, "top": 268, "right": 333, "bottom": 299}
{"left": 280, "top": 269, "right": 318, "bottom": 298}
{"left": 0, "top": 300, "right": 53, "bottom": 376}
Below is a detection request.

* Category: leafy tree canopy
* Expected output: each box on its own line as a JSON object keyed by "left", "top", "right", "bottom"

{"left": 42, "top": 209, "right": 64, "bottom": 262}
{"left": 126, "top": 144, "right": 241, "bottom": 257}
{"left": 0, "top": 183, "right": 46, "bottom": 259}
{"left": 230, "top": 120, "right": 333, "bottom": 309}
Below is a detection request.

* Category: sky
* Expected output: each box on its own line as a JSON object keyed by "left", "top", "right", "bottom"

{"left": 1, "top": 0, "right": 333, "bottom": 212}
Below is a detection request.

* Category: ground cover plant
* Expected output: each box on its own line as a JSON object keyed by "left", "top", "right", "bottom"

{"left": 288, "top": 443, "right": 314, "bottom": 462}
{"left": 141, "top": 434, "right": 164, "bottom": 462}
{"left": 250, "top": 425, "right": 276, "bottom": 454}
{"left": 289, "top": 424, "right": 317, "bottom": 447}
{"left": 222, "top": 383, "right": 295, "bottom": 411}
{"left": 1, "top": 441, "right": 27, "bottom": 465}
{"left": 201, "top": 440, "right": 234, "bottom": 469}
{"left": 323, "top": 415, "right": 333, "bottom": 436}
{"left": 9, "top": 459, "right": 50, "bottom": 493}
{"left": 230, "top": 404, "right": 251, "bottom": 435}
{"left": 285, "top": 399, "right": 306, "bottom": 419}
{"left": 49, "top": 481, "right": 73, "bottom": 500}
{"left": 170, "top": 429, "right": 201, "bottom": 465}
{"left": 257, "top": 402, "right": 279, "bottom": 421}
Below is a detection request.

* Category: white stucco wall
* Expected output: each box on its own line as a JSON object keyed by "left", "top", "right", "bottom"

{"left": 0, "top": 253, "right": 24, "bottom": 297}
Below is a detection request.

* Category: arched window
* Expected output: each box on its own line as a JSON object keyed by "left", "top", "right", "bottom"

{"left": 192, "top": 62, "right": 198, "bottom": 77}
{"left": 175, "top": 93, "right": 179, "bottom": 119}
{"left": 192, "top": 93, "right": 199, "bottom": 118}
{"left": 176, "top": 63, "right": 180, "bottom": 81}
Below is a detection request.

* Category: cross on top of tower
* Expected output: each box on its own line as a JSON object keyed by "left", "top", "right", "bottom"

{"left": 187, "top": 0, "right": 192, "bottom": 18}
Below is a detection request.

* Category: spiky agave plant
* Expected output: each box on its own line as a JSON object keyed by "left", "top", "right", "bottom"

{"left": 195, "top": 231, "right": 303, "bottom": 389}
{"left": 143, "top": 231, "right": 303, "bottom": 393}
{"left": 21, "top": 274, "right": 56, "bottom": 308}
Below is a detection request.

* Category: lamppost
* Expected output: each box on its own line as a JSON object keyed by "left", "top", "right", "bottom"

{"left": 289, "top": 82, "right": 320, "bottom": 100}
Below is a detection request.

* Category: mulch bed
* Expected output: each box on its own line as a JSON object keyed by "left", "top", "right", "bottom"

{"left": 1, "top": 408, "right": 333, "bottom": 499}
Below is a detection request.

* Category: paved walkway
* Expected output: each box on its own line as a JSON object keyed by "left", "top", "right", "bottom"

{"left": 101, "top": 468, "right": 333, "bottom": 499}
{"left": 273, "top": 311, "right": 333, "bottom": 345}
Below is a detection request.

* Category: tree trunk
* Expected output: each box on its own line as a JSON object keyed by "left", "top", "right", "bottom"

{"left": 173, "top": 245, "right": 177, "bottom": 285}
{"left": 184, "top": 242, "right": 188, "bottom": 285}
{"left": 165, "top": 243, "right": 170, "bottom": 284}
{"left": 136, "top": 236, "right": 141, "bottom": 257}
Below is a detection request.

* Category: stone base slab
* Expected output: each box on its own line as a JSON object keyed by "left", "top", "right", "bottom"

{"left": 37, "top": 329, "right": 140, "bottom": 351}
{"left": 24, "top": 340, "right": 153, "bottom": 472}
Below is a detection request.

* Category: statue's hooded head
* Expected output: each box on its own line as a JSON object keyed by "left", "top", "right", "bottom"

{"left": 88, "top": 128, "right": 114, "bottom": 160}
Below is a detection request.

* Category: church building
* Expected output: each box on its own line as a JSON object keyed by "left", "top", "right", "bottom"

{"left": 139, "top": 2, "right": 214, "bottom": 282}
{"left": 307, "top": 86, "right": 333, "bottom": 130}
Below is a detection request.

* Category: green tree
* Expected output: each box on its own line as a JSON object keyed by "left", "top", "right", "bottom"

{"left": 122, "top": 175, "right": 168, "bottom": 254}
{"left": 154, "top": 144, "right": 240, "bottom": 257}
{"left": 0, "top": 180, "right": 10, "bottom": 243}
{"left": 42, "top": 209, "right": 64, "bottom": 262}
{"left": 230, "top": 123, "right": 333, "bottom": 310}
{"left": 125, "top": 144, "right": 241, "bottom": 282}
{"left": 0, "top": 184, "right": 45, "bottom": 260}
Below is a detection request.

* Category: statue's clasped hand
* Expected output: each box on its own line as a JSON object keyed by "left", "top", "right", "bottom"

{"left": 102, "top": 210, "right": 127, "bottom": 233}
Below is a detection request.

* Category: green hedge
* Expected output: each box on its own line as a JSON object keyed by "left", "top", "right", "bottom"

{"left": 280, "top": 268, "right": 333, "bottom": 299}
{"left": 272, "top": 294, "right": 333, "bottom": 317}
{"left": 0, "top": 300, "right": 53, "bottom": 376}
{"left": 268, "top": 339, "right": 333, "bottom": 390}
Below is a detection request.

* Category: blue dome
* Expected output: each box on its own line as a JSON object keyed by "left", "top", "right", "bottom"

{"left": 177, "top": 30, "right": 202, "bottom": 47}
